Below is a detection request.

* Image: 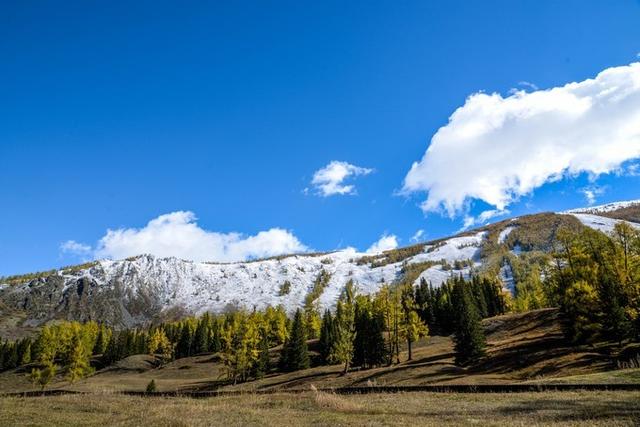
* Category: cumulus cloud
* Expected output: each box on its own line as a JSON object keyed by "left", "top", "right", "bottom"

{"left": 64, "top": 211, "right": 308, "bottom": 263}
{"left": 366, "top": 234, "right": 399, "bottom": 254}
{"left": 310, "top": 161, "right": 373, "bottom": 196}
{"left": 403, "top": 62, "right": 640, "bottom": 216}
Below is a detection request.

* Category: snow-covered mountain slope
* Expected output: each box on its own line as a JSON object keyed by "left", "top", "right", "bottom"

{"left": 566, "top": 213, "right": 640, "bottom": 234}
{"left": 1, "top": 203, "right": 639, "bottom": 329}
{"left": 563, "top": 199, "right": 640, "bottom": 214}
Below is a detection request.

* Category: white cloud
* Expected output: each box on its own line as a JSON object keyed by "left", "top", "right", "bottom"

{"left": 410, "top": 229, "right": 425, "bottom": 243}
{"left": 366, "top": 234, "right": 399, "bottom": 254}
{"left": 60, "top": 240, "right": 92, "bottom": 258}
{"left": 403, "top": 62, "right": 640, "bottom": 217}
{"left": 66, "top": 211, "right": 308, "bottom": 263}
{"left": 310, "top": 161, "right": 373, "bottom": 196}
{"left": 580, "top": 186, "right": 606, "bottom": 205}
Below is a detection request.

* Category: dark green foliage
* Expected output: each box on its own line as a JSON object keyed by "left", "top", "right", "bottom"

{"left": 279, "top": 309, "right": 309, "bottom": 372}
{"left": 253, "top": 335, "right": 271, "bottom": 379}
{"left": 451, "top": 277, "right": 486, "bottom": 366}
{"left": 352, "top": 299, "right": 387, "bottom": 368}
{"left": 146, "top": 379, "right": 157, "bottom": 393}
{"left": 176, "top": 323, "right": 194, "bottom": 359}
{"left": 415, "top": 275, "right": 504, "bottom": 337}
{"left": 194, "top": 315, "right": 210, "bottom": 355}
{"left": 209, "top": 320, "right": 222, "bottom": 353}
{"left": 92, "top": 327, "right": 106, "bottom": 355}
{"left": 318, "top": 309, "right": 336, "bottom": 363}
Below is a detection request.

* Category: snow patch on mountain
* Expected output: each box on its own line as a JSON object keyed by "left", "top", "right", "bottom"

{"left": 564, "top": 200, "right": 640, "bottom": 214}
{"left": 410, "top": 232, "right": 485, "bottom": 264}
{"left": 498, "top": 226, "right": 516, "bottom": 244}
{"left": 566, "top": 213, "right": 640, "bottom": 234}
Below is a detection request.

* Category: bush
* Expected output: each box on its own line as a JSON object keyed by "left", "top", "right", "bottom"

{"left": 146, "top": 379, "right": 157, "bottom": 393}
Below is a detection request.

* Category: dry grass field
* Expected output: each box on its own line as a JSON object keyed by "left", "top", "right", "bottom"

{"left": 1, "top": 309, "right": 640, "bottom": 425}
{"left": 1, "top": 390, "right": 639, "bottom": 426}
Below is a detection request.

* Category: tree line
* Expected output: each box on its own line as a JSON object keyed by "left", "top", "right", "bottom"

{"left": 1, "top": 272, "right": 506, "bottom": 389}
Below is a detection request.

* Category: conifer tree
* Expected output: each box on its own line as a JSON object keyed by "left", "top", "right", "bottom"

{"left": 318, "top": 309, "right": 335, "bottom": 364}
{"left": 253, "top": 335, "right": 271, "bottom": 378}
{"left": 92, "top": 326, "right": 106, "bottom": 355}
{"left": 176, "top": 323, "right": 194, "bottom": 359}
{"left": 279, "top": 309, "right": 309, "bottom": 372}
{"left": 452, "top": 278, "right": 486, "bottom": 366}
{"left": 194, "top": 316, "right": 210, "bottom": 355}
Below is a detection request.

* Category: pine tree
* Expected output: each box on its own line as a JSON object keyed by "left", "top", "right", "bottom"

{"left": 253, "top": 335, "right": 271, "bottom": 378}
{"left": 209, "top": 320, "right": 222, "bottom": 353}
{"left": 194, "top": 317, "right": 210, "bottom": 355}
{"left": 353, "top": 296, "right": 387, "bottom": 368}
{"left": 452, "top": 278, "right": 486, "bottom": 366}
{"left": 279, "top": 309, "right": 309, "bottom": 372}
{"left": 176, "top": 323, "right": 194, "bottom": 359}
{"left": 318, "top": 309, "right": 335, "bottom": 364}
{"left": 92, "top": 326, "right": 106, "bottom": 355}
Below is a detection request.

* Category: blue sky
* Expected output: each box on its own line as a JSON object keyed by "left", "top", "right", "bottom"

{"left": 2, "top": 1, "right": 640, "bottom": 275}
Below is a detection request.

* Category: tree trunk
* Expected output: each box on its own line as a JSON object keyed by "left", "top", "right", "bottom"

{"left": 407, "top": 339, "right": 412, "bottom": 361}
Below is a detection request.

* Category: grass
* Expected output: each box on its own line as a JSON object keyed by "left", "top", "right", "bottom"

{"left": 526, "top": 368, "right": 640, "bottom": 385}
{"left": 0, "top": 390, "right": 639, "bottom": 426}
{"left": 0, "top": 308, "right": 627, "bottom": 395}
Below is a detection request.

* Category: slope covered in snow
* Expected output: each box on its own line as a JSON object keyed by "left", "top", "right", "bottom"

{"left": 564, "top": 200, "right": 640, "bottom": 214}
{"left": 565, "top": 213, "right": 640, "bottom": 234}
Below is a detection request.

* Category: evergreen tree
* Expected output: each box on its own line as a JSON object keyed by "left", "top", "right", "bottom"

{"left": 209, "top": 320, "right": 222, "bottom": 353}
{"left": 194, "top": 316, "right": 210, "bottom": 354}
{"left": 279, "top": 309, "right": 309, "bottom": 372}
{"left": 176, "top": 323, "right": 194, "bottom": 359}
{"left": 318, "top": 309, "right": 335, "bottom": 364}
{"left": 253, "top": 335, "right": 271, "bottom": 378}
{"left": 451, "top": 278, "right": 486, "bottom": 366}
{"left": 92, "top": 326, "right": 106, "bottom": 355}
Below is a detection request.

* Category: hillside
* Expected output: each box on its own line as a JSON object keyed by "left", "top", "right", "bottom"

{"left": 0, "top": 308, "right": 635, "bottom": 395}
{"left": 1, "top": 201, "right": 639, "bottom": 333}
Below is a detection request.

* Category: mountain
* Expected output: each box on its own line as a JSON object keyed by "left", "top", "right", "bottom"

{"left": 1, "top": 200, "right": 640, "bottom": 334}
